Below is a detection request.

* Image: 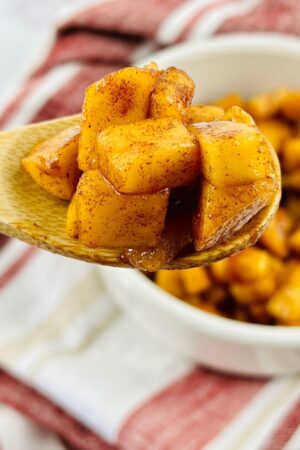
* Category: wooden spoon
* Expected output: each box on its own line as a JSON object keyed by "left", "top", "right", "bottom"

{"left": 0, "top": 115, "right": 281, "bottom": 269}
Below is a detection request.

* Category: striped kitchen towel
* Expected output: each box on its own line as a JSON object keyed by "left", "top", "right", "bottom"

{"left": 1, "top": 1, "right": 300, "bottom": 449}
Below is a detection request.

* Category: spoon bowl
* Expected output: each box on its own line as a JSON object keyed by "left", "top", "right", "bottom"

{"left": 0, "top": 115, "right": 281, "bottom": 269}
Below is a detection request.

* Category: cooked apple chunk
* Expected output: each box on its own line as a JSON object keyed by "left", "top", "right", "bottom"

{"left": 280, "top": 91, "right": 300, "bottom": 121}
{"left": 214, "top": 92, "right": 244, "bottom": 110}
{"left": 149, "top": 67, "right": 195, "bottom": 122}
{"left": 267, "top": 266, "right": 300, "bottom": 325}
{"left": 281, "top": 137, "right": 300, "bottom": 172}
{"left": 222, "top": 106, "right": 256, "bottom": 126}
{"left": 79, "top": 66, "right": 159, "bottom": 171}
{"left": 98, "top": 118, "right": 199, "bottom": 194}
{"left": 246, "top": 89, "right": 287, "bottom": 120}
{"left": 76, "top": 170, "right": 169, "bottom": 248}
{"left": 22, "top": 125, "right": 81, "bottom": 200}
{"left": 193, "top": 178, "right": 276, "bottom": 251}
{"left": 257, "top": 120, "right": 291, "bottom": 154}
{"left": 66, "top": 193, "right": 79, "bottom": 238}
{"left": 259, "top": 209, "right": 292, "bottom": 258}
{"left": 187, "top": 105, "right": 224, "bottom": 123}
{"left": 123, "top": 199, "right": 193, "bottom": 271}
{"left": 189, "top": 121, "right": 275, "bottom": 188}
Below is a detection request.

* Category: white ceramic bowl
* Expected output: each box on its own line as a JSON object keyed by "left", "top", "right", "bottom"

{"left": 101, "top": 34, "right": 300, "bottom": 377}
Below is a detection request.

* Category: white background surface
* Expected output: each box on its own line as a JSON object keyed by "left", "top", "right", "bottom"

{"left": 0, "top": 0, "right": 94, "bottom": 98}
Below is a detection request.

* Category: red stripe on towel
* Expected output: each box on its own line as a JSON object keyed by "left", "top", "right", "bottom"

{"left": 262, "top": 396, "right": 300, "bottom": 450}
{"left": 118, "top": 368, "right": 266, "bottom": 450}
{"left": 0, "top": 370, "right": 117, "bottom": 450}
{"left": 59, "top": 0, "right": 184, "bottom": 39}
{"left": 0, "top": 235, "right": 9, "bottom": 250}
{"left": 38, "top": 33, "right": 140, "bottom": 72}
{"left": 0, "top": 247, "right": 36, "bottom": 291}
{"left": 217, "top": 0, "right": 300, "bottom": 36}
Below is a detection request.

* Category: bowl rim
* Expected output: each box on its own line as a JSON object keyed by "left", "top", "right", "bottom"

{"left": 131, "top": 33, "right": 300, "bottom": 346}
{"left": 137, "top": 32, "right": 300, "bottom": 67}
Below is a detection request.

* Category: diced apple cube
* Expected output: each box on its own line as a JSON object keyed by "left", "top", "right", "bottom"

{"left": 149, "top": 67, "right": 195, "bottom": 122}
{"left": 22, "top": 125, "right": 81, "bottom": 200}
{"left": 193, "top": 178, "right": 276, "bottom": 251}
{"left": 257, "top": 120, "right": 291, "bottom": 154}
{"left": 76, "top": 170, "right": 169, "bottom": 248}
{"left": 190, "top": 121, "right": 275, "bottom": 188}
{"left": 79, "top": 67, "right": 159, "bottom": 171}
{"left": 281, "top": 137, "right": 300, "bottom": 172}
{"left": 246, "top": 89, "right": 288, "bottom": 120}
{"left": 98, "top": 118, "right": 199, "bottom": 194}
